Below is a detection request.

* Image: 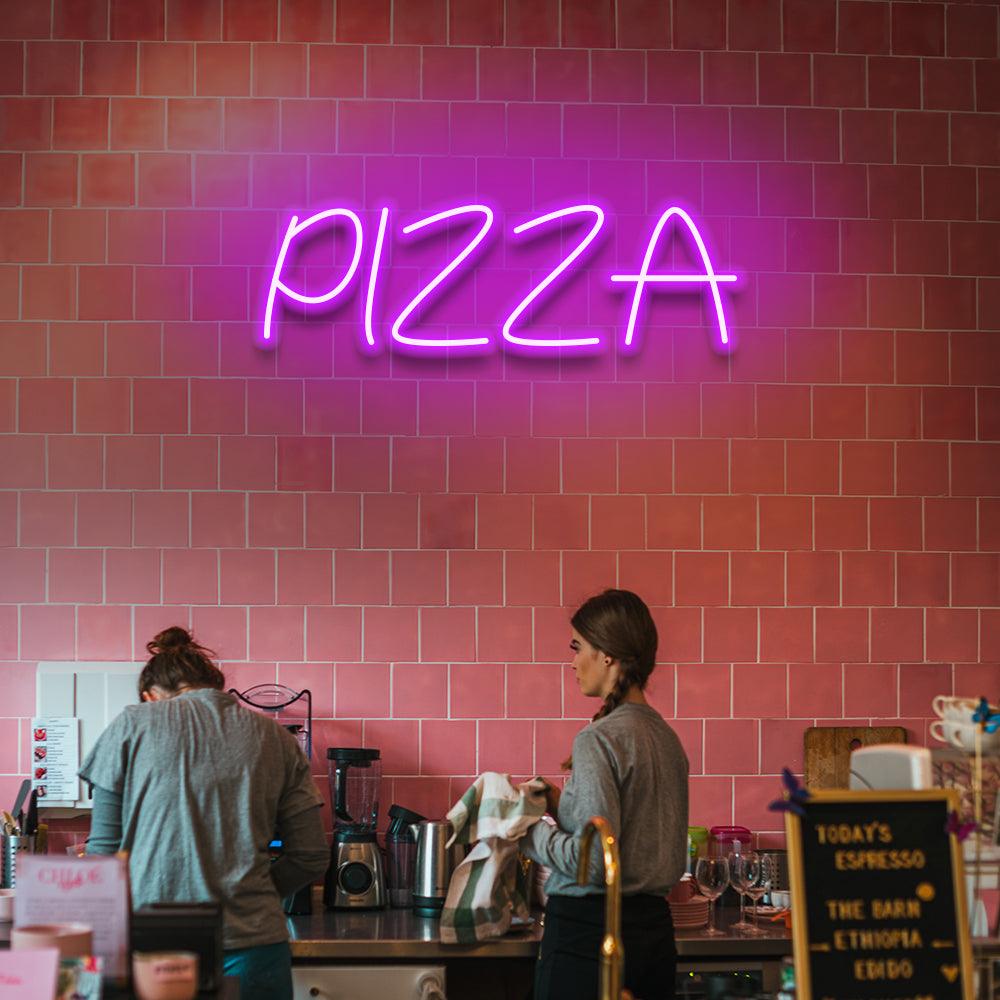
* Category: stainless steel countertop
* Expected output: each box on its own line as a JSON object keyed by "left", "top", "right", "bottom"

{"left": 287, "top": 904, "right": 793, "bottom": 960}
{"left": 288, "top": 905, "right": 544, "bottom": 958}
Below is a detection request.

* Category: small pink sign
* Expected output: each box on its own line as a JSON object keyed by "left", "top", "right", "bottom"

{"left": 0, "top": 948, "right": 58, "bottom": 1000}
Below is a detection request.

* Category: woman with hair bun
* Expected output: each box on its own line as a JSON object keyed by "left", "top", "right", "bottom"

{"left": 522, "top": 589, "right": 689, "bottom": 1000}
{"left": 80, "top": 627, "right": 328, "bottom": 1000}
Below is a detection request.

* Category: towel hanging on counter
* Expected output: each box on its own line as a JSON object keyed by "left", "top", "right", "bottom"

{"left": 440, "top": 772, "right": 547, "bottom": 944}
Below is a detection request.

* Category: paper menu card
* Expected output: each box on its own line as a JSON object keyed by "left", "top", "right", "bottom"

{"left": 15, "top": 855, "right": 129, "bottom": 981}
{"left": 30, "top": 718, "right": 80, "bottom": 802}
{"left": 0, "top": 948, "right": 58, "bottom": 1000}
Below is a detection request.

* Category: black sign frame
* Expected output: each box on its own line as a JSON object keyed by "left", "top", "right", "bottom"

{"left": 785, "top": 788, "right": 974, "bottom": 1000}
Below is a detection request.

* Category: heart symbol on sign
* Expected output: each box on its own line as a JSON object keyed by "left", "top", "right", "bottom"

{"left": 940, "top": 965, "right": 959, "bottom": 983}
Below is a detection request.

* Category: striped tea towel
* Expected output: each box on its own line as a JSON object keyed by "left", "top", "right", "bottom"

{"left": 439, "top": 772, "right": 546, "bottom": 944}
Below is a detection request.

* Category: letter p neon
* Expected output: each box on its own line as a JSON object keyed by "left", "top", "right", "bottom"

{"left": 262, "top": 208, "right": 364, "bottom": 344}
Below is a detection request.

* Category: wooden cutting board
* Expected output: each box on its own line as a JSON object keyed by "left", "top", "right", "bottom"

{"left": 803, "top": 726, "right": 907, "bottom": 790}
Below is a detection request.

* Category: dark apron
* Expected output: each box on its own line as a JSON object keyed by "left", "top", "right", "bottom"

{"left": 535, "top": 893, "right": 677, "bottom": 1000}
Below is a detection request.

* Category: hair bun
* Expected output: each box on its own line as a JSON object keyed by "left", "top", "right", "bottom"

{"left": 147, "top": 626, "right": 193, "bottom": 655}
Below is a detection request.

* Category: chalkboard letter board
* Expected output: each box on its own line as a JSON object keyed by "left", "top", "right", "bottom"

{"left": 786, "top": 789, "right": 973, "bottom": 1000}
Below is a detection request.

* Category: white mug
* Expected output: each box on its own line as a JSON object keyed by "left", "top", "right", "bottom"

{"left": 931, "top": 695, "right": 980, "bottom": 721}
{"left": 930, "top": 719, "right": 1000, "bottom": 752}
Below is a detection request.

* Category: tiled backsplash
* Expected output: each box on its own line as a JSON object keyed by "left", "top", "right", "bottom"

{"left": 1, "top": 0, "right": 999, "bottom": 841}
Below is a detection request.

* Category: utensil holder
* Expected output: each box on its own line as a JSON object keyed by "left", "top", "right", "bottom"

{"left": 2, "top": 835, "right": 35, "bottom": 889}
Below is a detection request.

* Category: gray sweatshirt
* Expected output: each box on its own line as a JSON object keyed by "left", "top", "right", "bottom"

{"left": 80, "top": 688, "right": 327, "bottom": 949}
{"left": 523, "top": 703, "right": 689, "bottom": 897}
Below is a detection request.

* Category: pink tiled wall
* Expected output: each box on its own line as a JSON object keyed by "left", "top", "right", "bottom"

{"left": 1, "top": 0, "right": 999, "bottom": 842}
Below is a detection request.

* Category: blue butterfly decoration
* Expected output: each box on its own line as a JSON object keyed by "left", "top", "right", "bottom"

{"left": 945, "top": 810, "right": 977, "bottom": 842}
{"left": 972, "top": 696, "right": 1000, "bottom": 734}
{"left": 767, "top": 767, "right": 811, "bottom": 819}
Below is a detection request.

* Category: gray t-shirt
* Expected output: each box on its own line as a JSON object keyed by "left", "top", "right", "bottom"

{"left": 523, "top": 703, "right": 689, "bottom": 897}
{"left": 79, "top": 688, "right": 324, "bottom": 949}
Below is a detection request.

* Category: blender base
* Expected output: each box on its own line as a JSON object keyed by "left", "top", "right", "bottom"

{"left": 324, "top": 836, "right": 386, "bottom": 910}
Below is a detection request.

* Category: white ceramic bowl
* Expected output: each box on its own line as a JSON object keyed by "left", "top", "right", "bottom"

{"left": 932, "top": 695, "right": 985, "bottom": 721}
{"left": 930, "top": 719, "right": 1000, "bottom": 752}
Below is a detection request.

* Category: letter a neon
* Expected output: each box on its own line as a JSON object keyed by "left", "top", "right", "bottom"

{"left": 262, "top": 208, "right": 365, "bottom": 344}
{"left": 610, "top": 206, "right": 736, "bottom": 350}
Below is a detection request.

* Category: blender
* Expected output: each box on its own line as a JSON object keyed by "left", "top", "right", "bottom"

{"left": 323, "top": 747, "right": 386, "bottom": 909}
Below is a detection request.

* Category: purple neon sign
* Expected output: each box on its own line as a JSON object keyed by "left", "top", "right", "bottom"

{"left": 261, "top": 204, "right": 738, "bottom": 354}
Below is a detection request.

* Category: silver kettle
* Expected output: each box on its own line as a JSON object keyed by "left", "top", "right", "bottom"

{"left": 411, "top": 820, "right": 465, "bottom": 917}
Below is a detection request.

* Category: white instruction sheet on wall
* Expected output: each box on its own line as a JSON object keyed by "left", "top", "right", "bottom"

{"left": 30, "top": 717, "right": 80, "bottom": 801}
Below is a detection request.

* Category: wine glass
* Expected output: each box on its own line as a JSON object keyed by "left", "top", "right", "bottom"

{"left": 694, "top": 855, "right": 729, "bottom": 937}
{"left": 742, "top": 852, "right": 775, "bottom": 936}
{"left": 728, "top": 852, "right": 757, "bottom": 933}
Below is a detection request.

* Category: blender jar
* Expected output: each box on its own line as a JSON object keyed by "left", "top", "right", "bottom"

{"left": 385, "top": 804, "right": 426, "bottom": 908}
{"left": 327, "top": 748, "right": 382, "bottom": 836}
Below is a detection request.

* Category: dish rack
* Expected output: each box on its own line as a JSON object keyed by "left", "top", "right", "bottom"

{"left": 229, "top": 684, "right": 313, "bottom": 759}
{"left": 932, "top": 747, "right": 1000, "bottom": 1000}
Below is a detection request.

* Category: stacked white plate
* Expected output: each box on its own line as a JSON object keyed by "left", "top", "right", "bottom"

{"left": 668, "top": 894, "right": 709, "bottom": 929}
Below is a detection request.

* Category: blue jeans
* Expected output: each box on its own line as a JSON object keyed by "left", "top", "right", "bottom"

{"left": 223, "top": 940, "right": 293, "bottom": 1000}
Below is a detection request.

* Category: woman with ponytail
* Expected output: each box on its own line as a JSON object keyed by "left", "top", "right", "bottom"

{"left": 522, "top": 590, "right": 689, "bottom": 1000}
{"left": 80, "top": 627, "right": 328, "bottom": 1000}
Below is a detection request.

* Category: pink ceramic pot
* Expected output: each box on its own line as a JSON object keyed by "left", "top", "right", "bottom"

{"left": 132, "top": 951, "right": 199, "bottom": 1000}
{"left": 10, "top": 922, "right": 92, "bottom": 957}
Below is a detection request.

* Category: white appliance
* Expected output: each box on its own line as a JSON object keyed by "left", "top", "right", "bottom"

{"left": 848, "top": 744, "right": 931, "bottom": 790}
{"left": 292, "top": 965, "right": 446, "bottom": 1000}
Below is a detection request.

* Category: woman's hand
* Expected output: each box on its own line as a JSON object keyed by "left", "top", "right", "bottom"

{"left": 540, "top": 778, "right": 561, "bottom": 816}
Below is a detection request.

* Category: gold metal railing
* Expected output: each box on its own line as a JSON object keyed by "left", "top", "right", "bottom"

{"left": 578, "top": 815, "right": 624, "bottom": 1000}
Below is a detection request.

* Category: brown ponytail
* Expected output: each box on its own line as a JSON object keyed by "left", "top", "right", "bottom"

{"left": 138, "top": 626, "right": 225, "bottom": 699}
{"left": 562, "top": 589, "right": 658, "bottom": 769}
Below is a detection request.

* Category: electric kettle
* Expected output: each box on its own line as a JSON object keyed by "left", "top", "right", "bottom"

{"left": 411, "top": 820, "right": 465, "bottom": 917}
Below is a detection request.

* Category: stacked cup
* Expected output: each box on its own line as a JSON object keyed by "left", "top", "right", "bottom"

{"left": 930, "top": 696, "right": 1000, "bottom": 752}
